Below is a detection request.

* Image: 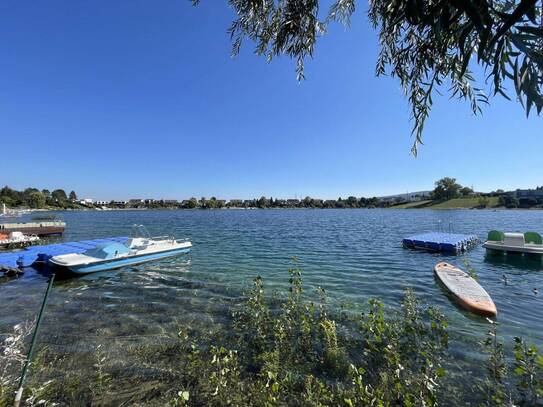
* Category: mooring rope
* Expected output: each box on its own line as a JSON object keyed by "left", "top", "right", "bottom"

{"left": 13, "top": 273, "right": 55, "bottom": 407}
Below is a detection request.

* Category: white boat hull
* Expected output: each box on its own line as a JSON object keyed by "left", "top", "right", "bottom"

{"left": 483, "top": 241, "right": 543, "bottom": 255}
{"left": 49, "top": 240, "right": 192, "bottom": 274}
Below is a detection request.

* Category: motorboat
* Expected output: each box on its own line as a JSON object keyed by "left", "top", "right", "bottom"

{"left": 483, "top": 230, "right": 543, "bottom": 255}
{"left": 49, "top": 225, "right": 192, "bottom": 274}
{"left": 0, "top": 231, "right": 40, "bottom": 249}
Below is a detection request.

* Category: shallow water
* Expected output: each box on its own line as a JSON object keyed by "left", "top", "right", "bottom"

{"left": 1, "top": 208, "right": 542, "bottom": 400}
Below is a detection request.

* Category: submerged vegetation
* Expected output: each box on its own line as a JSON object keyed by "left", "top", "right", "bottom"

{"left": 1, "top": 265, "right": 542, "bottom": 406}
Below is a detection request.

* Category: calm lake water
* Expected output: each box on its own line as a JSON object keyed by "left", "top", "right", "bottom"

{"left": 1, "top": 208, "right": 542, "bottom": 399}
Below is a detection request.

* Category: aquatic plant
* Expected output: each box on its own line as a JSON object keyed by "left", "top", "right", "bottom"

{"left": 167, "top": 266, "right": 452, "bottom": 406}
{"left": 513, "top": 336, "right": 543, "bottom": 405}
{"left": 0, "top": 321, "right": 33, "bottom": 406}
{"left": 2, "top": 265, "right": 543, "bottom": 406}
{"left": 477, "top": 319, "right": 513, "bottom": 406}
{"left": 165, "top": 267, "right": 541, "bottom": 406}
{"left": 463, "top": 259, "right": 479, "bottom": 280}
{"left": 91, "top": 344, "right": 111, "bottom": 405}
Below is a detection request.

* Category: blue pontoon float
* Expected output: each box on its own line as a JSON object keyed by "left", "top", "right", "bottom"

{"left": 403, "top": 232, "right": 478, "bottom": 254}
{"left": 0, "top": 236, "right": 128, "bottom": 273}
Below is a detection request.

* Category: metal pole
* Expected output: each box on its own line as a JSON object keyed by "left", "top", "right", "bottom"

{"left": 13, "top": 273, "right": 55, "bottom": 407}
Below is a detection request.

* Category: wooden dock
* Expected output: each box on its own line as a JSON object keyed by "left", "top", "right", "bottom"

{"left": 0, "top": 221, "right": 66, "bottom": 236}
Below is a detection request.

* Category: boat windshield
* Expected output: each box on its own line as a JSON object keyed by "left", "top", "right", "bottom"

{"left": 84, "top": 243, "right": 130, "bottom": 259}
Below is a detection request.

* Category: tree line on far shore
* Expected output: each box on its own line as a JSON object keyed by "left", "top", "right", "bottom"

{"left": 2, "top": 179, "right": 542, "bottom": 210}
{"left": 430, "top": 177, "right": 543, "bottom": 209}
{"left": 0, "top": 186, "right": 80, "bottom": 209}
{"left": 127, "top": 196, "right": 390, "bottom": 210}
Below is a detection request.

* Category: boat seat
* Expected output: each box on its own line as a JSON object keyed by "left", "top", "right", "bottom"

{"left": 524, "top": 231, "right": 543, "bottom": 245}
{"left": 503, "top": 233, "right": 525, "bottom": 247}
{"left": 487, "top": 230, "right": 504, "bottom": 242}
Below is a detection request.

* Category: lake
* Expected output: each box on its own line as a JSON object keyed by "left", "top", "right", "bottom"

{"left": 1, "top": 208, "right": 542, "bottom": 400}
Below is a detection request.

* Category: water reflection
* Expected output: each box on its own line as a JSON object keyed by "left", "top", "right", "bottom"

{"left": 484, "top": 250, "right": 543, "bottom": 272}
{"left": 0, "top": 208, "right": 542, "bottom": 402}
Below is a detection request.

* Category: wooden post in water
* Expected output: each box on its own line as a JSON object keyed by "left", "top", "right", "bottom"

{"left": 13, "top": 273, "right": 55, "bottom": 407}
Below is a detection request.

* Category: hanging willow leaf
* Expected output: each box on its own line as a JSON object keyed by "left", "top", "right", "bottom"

{"left": 193, "top": 0, "right": 543, "bottom": 154}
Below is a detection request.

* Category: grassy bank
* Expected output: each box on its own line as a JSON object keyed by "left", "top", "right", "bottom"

{"left": 430, "top": 196, "right": 500, "bottom": 209}
{"left": 393, "top": 197, "right": 500, "bottom": 209}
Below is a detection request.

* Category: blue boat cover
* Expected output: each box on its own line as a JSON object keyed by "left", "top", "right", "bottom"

{"left": 0, "top": 236, "right": 128, "bottom": 269}
{"left": 83, "top": 243, "right": 130, "bottom": 260}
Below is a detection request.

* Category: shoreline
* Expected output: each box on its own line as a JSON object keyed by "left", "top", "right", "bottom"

{"left": 4, "top": 206, "right": 543, "bottom": 213}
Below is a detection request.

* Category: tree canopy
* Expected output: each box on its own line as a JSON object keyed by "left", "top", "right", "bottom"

{"left": 0, "top": 186, "right": 80, "bottom": 209}
{"left": 432, "top": 177, "right": 462, "bottom": 200}
{"left": 193, "top": 0, "right": 542, "bottom": 154}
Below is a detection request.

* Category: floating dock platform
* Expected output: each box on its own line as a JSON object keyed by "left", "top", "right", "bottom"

{"left": 0, "top": 236, "right": 128, "bottom": 272}
{"left": 0, "top": 220, "right": 66, "bottom": 236}
{"left": 403, "top": 232, "right": 478, "bottom": 253}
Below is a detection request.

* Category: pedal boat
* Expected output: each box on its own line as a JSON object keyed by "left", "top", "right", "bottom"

{"left": 49, "top": 237, "right": 192, "bottom": 274}
{"left": 483, "top": 230, "right": 543, "bottom": 255}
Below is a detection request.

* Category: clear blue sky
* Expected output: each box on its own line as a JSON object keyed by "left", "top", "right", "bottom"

{"left": 1, "top": 1, "right": 541, "bottom": 200}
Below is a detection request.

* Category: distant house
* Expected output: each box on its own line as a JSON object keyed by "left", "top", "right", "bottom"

{"left": 112, "top": 200, "right": 127, "bottom": 205}
{"left": 216, "top": 200, "right": 226, "bottom": 206}
{"left": 378, "top": 197, "right": 398, "bottom": 205}
{"left": 129, "top": 199, "right": 144, "bottom": 205}
{"left": 228, "top": 199, "right": 243, "bottom": 207}
{"left": 79, "top": 198, "right": 94, "bottom": 205}
{"left": 274, "top": 199, "right": 287, "bottom": 207}
{"left": 163, "top": 199, "right": 179, "bottom": 205}
{"left": 243, "top": 200, "right": 256, "bottom": 207}
{"left": 95, "top": 200, "right": 109, "bottom": 206}
{"left": 287, "top": 199, "right": 300, "bottom": 206}
{"left": 378, "top": 191, "right": 432, "bottom": 203}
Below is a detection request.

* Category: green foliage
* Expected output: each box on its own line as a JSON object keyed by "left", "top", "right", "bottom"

{"left": 0, "top": 185, "right": 81, "bottom": 209}
{"left": 173, "top": 266, "right": 452, "bottom": 406}
{"left": 27, "top": 191, "right": 46, "bottom": 209}
{"left": 2, "top": 267, "right": 543, "bottom": 405}
{"left": 432, "top": 177, "right": 462, "bottom": 200}
{"left": 478, "top": 195, "right": 491, "bottom": 208}
{"left": 370, "top": 0, "right": 543, "bottom": 153}
{"left": 193, "top": 0, "right": 543, "bottom": 153}
{"left": 499, "top": 195, "right": 520, "bottom": 208}
{"left": 463, "top": 259, "right": 479, "bottom": 280}
{"left": 91, "top": 344, "right": 111, "bottom": 404}
{"left": 513, "top": 336, "right": 543, "bottom": 405}
{"left": 51, "top": 189, "right": 67, "bottom": 203}
{"left": 187, "top": 198, "right": 198, "bottom": 208}
{"left": 478, "top": 320, "right": 511, "bottom": 406}
{"left": 356, "top": 291, "right": 449, "bottom": 405}
{"left": 461, "top": 186, "right": 474, "bottom": 196}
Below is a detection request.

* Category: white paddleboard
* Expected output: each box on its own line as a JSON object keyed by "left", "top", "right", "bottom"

{"left": 434, "top": 262, "right": 497, "bottom": 317}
